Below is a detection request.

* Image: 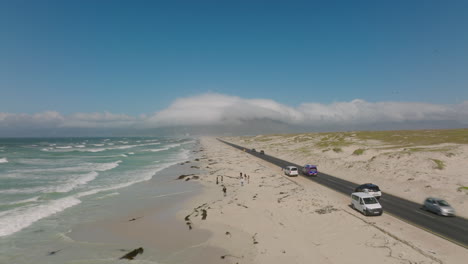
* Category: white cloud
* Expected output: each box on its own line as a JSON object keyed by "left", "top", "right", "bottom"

{"left": 146, "top": 94, "right": 305, "bottom": 126}
{"left": 148, "top": 94, "right": 468, "bottom": 126}
{"left": 1, "top": 93, "right": 467, "bottom": 136}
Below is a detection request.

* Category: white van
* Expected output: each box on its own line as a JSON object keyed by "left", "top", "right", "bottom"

{"left": 351, "top": 192, "right": 383, "bottom": 216}
{"left": 283, "top": 166, "right": 298, "bottom": 177}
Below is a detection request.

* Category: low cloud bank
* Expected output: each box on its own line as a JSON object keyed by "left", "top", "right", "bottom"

{"left": 1, "top": 93, "right": 467, "bottom": 136}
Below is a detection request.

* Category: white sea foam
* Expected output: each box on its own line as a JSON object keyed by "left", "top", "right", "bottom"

{"left": 94, "top": 160, "right": 122, "bottom": 171}
{"left": 75, "top": 161, "right": 179, "bottom": 199}
{"left": 128, "top": 152, "right": 135, "bottom": 155}
{"left": 12, "top": 160, "right": 121, "bottom": 174}
{"left": 52, "top": 171, "right": 99, "bottom": 193}
{"left": 0, "top": 171, "right": 99, "bottom": 194}
{"left": 145, "top": 148, "right": 169, "bottom": 152}
{"left": 0, "top": 186, "right": 47, "bottom": 194}
{"left": 0, "top": 196, "right": 81, "bottom": 237}
{"left": 80, "top": 148, "right": 107, "bottom": 152}
{"left": 144, "top": 139, "right": 160, "bottom": 143}
{"left": 0, "top": 157, "right": 8, "bottom": 163}
{"left": 16, "top": 158, "right": 64, "bottom": 166}
{"left": 55, "top": 146, "right": 73, "bottom": 149}
{"left": 44, "top": 142, "right": 162, "bottom": 153}
{"left": 0, "top": 196, "right": 40, "bottom": 206}
{"left": 113, "top": 145, "right": 138, "bottom": 150}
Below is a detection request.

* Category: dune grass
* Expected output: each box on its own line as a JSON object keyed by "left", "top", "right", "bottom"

{"left": 354, "top": 129, "right": 468, "bottom": 146}
{"left": 234, "top": 129, "right": 468, "bottom": 153}
{"left": 352, "top": 148, "right": 365, "bottom": 155}
{"left": 431, "top": 159, "right": 445, "bottom": 170}
{"left": 332, "top": 147, "right": 343, "bottom": 153}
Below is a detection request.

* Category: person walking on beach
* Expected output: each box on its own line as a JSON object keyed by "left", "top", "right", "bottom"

{"left": 216, "top": 176, "right": 219, "bottom": 185}
{"left": 240, "top": 177, "right": 244, "bottom": 186}
{"left": 222, "top": 185, "right": 227, "bottom": 197}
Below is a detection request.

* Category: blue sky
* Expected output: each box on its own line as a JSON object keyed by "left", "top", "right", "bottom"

{"left": 1, "top": 0, "right": 468, "bottom": 136}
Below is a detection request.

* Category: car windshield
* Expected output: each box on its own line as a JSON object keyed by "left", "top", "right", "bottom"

{"left": 436, "top": 200, "right": 450, "bottom": 206}
{"left": 363, "top": 197, "right": 378, "bottom": 204}
{"left": 291, "top": 168, "right": 297, "bottom": 171}
{"left": 364, "top": 185, "right": 380, "bottom": 191}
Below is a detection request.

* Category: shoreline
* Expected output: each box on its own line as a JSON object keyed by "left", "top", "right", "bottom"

{"left": 67, "top": 140, "right": 230, "bottom": 264}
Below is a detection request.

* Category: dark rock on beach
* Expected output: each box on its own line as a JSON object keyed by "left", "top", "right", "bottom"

{"left": 119, "top": 247, "right": 144, "bottom": 260}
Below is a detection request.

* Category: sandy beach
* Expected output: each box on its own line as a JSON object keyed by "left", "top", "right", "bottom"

{"left": 67, "top": 135, "right": 467, "bottom": 263}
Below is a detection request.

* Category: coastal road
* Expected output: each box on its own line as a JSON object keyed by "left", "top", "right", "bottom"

{"left": 218, "top": 139, "right": 468, "bottom": 249}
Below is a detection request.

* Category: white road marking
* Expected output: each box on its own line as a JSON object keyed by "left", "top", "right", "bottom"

{"left": 415, "top": 210, "right": 435, "bottom": 219}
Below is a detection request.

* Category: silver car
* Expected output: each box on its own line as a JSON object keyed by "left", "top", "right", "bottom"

{"left": 422, "top": 198, "right": 455, "bottom": 216}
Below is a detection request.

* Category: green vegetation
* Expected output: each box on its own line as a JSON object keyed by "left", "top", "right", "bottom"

{"left": 457, "top": 187, "right": 468, "bottom": 193}
{"left": 239, "top": 129, "right": 467, "bottom": 155}
{"left": 405, "top": 147, "right": 454, "bottom": 153}
{"left": 354, "top": 129, "right": 468, "bottom": 146}
{"left": 293, "top": 136, "right": 312, "bottom": 143}
{"left": 352, "top": 148, "right": 365, "bottom": 155}
{"left": 315, "top": 132, "right": 353, "bottom": 148}
{"left": 297, "top": 146, "right": 311, "bottom": 154}
{"left": 332, "top": 147, "right": 342, "bottom": 153}
{"left": 256, "top": 137, "right": 273, "bottom": 142}
{"left": 430, "top": 159, "right": 445, "bottom": 170}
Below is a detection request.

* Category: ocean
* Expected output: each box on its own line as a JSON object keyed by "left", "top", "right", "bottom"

{"left": 0, "top": 136, "right": 200, "bottom": 263}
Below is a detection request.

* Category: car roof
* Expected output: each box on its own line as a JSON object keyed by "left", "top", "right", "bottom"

{"left": 359, "top": 183, "right": 379, "bottom": 188}
{"left": 351, "top": 192, "right": 376, "bottom": 198}
{"left": 286, "top": 166, "right": 297, "bottom": 168}
{"left": 427, "top": 197, "right": 445, "bottom": 201}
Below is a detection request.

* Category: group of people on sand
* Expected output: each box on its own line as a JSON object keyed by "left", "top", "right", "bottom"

{"left": 218, "top": 172, "right": 251, "bottom": 197}
{"left": 239, "top": 172, "right": 250, "bottom": 186}
{"left": 215, "top": 176, "right": 228, "bottom": 196}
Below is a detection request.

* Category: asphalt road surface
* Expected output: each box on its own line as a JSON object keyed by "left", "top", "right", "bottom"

{"left": 218, "top": 139, "right": 468, "bottom": 249}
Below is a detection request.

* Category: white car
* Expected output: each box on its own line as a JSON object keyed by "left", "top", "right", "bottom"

{"left": 283, "top": 166, "right": 298, "bottom": 177}
{"left": 351, "top": 192, "right": 383, "bottom": 216}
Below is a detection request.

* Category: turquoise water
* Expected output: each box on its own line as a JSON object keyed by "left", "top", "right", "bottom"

{"left": 0, "top": 137, "right": 198, "bottom": 263}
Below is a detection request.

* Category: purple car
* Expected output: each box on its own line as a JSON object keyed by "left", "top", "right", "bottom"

{"left": 302, "top": 164, "right": 318, "bottom": 176}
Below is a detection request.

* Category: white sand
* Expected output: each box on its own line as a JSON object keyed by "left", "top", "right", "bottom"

{"left": 178, "top": 137, "right": 467, "bottom": 264}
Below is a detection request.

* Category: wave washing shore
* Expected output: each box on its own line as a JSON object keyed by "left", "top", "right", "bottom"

{"left": 0, "top": 137, "right": 197, "bottom": 263}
